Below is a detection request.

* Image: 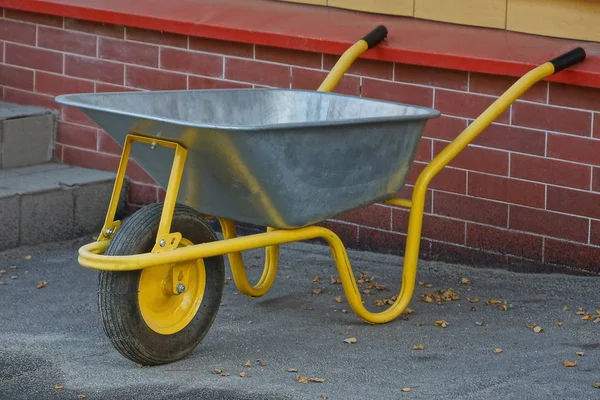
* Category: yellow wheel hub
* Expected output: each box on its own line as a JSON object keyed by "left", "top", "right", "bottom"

{"left": 138, "top": 238, "right": 206, "bottom": 335}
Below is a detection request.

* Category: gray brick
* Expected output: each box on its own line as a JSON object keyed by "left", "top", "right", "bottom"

{"left": 1, "top": 114, "right": 55, "bottom": 169}
{"left": 20, "top": 189, "right": 74, "bottom": 246}
{"left": 0, "top": 195, "right": 20, "bottom": 250}
{"left": 74, "top": 181, "right": 120, "bottom": 236}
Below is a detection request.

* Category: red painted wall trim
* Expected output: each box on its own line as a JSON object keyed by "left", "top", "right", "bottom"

{"left": 3, "top": 0, "right": 600, "bottom": 88}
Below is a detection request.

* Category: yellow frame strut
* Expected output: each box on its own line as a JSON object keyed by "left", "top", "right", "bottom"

{"left": 82, "top": 33, "right": 560, "bottom": 324}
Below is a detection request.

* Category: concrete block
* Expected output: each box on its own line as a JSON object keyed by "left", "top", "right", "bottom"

{"left": 1, "top": 114, "right": 55, "bottom": 169}
{"left": 20, "top": 189, "right": 74, "bottom": 246}
{"left": 74, "top": 180, "right": 126, "bottom": 236}
{"left": 0, "top": 195, "right": 20, "bottom": 251}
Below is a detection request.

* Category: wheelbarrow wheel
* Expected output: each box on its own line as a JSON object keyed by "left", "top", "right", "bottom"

{"left": 98, "top": 202, "right": 225, "bottom": 366}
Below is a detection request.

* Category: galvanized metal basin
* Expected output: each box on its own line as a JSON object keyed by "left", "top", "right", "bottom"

{"left": 56, "top": 89, "right": 440, "bottom": 229}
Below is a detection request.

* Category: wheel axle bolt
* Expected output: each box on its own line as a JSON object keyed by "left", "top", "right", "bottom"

{"left": 160, "top": 239, "right": 166, "bottom": 247}
{"left": 105, "top": 228, "right": 113, "bottom": 235}
{"left": 176, "top": 283, "right": 186, "bottom": 294}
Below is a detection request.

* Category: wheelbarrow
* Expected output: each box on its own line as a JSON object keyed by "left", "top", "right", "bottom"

{"left": 55, "top": 26, "right": 586, "bottom": 366}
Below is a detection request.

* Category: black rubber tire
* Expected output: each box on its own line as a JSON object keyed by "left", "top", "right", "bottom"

{"left": 98, "top": 202, "right": 225, "bottom": 366}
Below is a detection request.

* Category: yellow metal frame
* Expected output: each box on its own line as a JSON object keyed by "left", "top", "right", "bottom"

{"left": 80, "top": 35, "right": 559, "bottom": 325}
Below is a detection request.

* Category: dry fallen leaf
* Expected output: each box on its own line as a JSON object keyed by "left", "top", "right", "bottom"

{"left": 362, "top": 289, "right": 371, "bottom": 296}
{"left": 485, "top": 299, "right": 502, "bottom": 306}
{"left": 331, "top": 277, "right": 341, "bottom": 284}
{"left": 471, "top": 306, "right": 477, "bottom": 311}
{"left": 493, "top": 348, "right": 503, "bottom": 355}
{"left": 305, "top": 306, "right": 314, "bottom": 311}
{"left": 77, "top": 395, "right": 86, "bottom": 399}
{"left": 313, "top": 275, "right": 320, "bottom": 283}
{"left": 297, "top": 376, "right": 325, "bottom": 384}
{"left": 442, "top": 288, "right": 460, "bottom": 301}
{"left": 593, "top": 382, "right": 600, "bottom": 389}
{"left": 401, "top": 387, "right": 412, "bottom": 393}
{"left": 576, "top": 352, "right": 584, "bottom": 357}
{"left": 563, "top": 305, "right": 569, "bottom": 312}
{"left": 10, "top": 266, "right": 17, "bottom": 270}
{"left": 556, "top": 321, "right": 564, "bottom": 327}
{"left": 0, "top": 270, "right": 6, "bottom": 275}
{"left": 416, "top": 321, "right": 426, "bottom": 327}
{"left": 257, "top": 360, "right": 267, "bottom": 367}
{"left": 244, "top": 360, "right": 252, "bottom": 368}
{"left": 475, "top": 321, "right": 485, "bottom": 326}
{"left": 55, "top": 385, "right": 64, "bottom": 390}
{"left": 24, "top": 256, "right": 32, "bottom": 260}
{"left": 37, "top": 281, "right": 48, "bottom": 289}
{"left": 312, "top": 289, "right": 322, "bottom": 295}
{"left": 341, "top": 309, "right": 347, "bottom": 313}
{"left": 499, "top": 305, "right": 507, "bottom": 311}
{"left": 11, "top": 276, "right": 18, "bottom": 280}
{"left": 467, "top": 297, "right": 480, "bottom": 303}
{"left": 343, "top": 337, "right": 357, "bottom": 344}
{"left": 533, "top": 326, "right": 544, "bottom": 333}
{"left": 434, "top": 320, "right": 448, "bottom": 328}
{"left": 564, "top": 361, "right": 577, "bottom": 368}
{"left": 581, "top": 315, "right": 593, "bottom": 321}
{"left": 461, "top": 277, "right": 471, "bottom": 285}
{"left": 322, "top": 395, "right": 328, "bottom": 400}
{"left": 412, "top": 344, "right": 424, "bottom": 350}
{"left": 286, "top": 368, "right": 298, "bottom": 372}
{"left": 424, "top": 283, "right": 433, "bottom": 288}
{"left": 212, "top": 369, "right": 230, "bottom": 376}
{"left": 594, "top": 317, "right": 600, "bottom": 323}
{"left": 239, "top": 372, "right": 247, "bottom": 378}
{"left": 422, "top": 294, "right": 434, "bottom": 303}
{"left": 404, "top": 308, "right": 415, "bottom": 315}
{"left": 334, "top": 296, "right": 342, "bottom": 303}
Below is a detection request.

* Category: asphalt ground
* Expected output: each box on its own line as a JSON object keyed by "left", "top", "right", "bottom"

{"left": 1, "top": 235, "right": 599, "bottom": 400}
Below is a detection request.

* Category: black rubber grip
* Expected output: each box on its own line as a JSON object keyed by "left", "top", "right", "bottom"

{"left": 362, "top": 25, "right": 388, "bottom": 49}
{"left": 549, "top": 47, "right": 586, "bottom": 73}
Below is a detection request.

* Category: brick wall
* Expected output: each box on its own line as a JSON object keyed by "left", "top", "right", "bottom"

{"left": 1, "top": 9, "right": 599, "bottom": 274}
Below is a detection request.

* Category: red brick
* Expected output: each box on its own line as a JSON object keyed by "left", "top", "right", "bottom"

{"left": 434, "top": 89, "right": 510, "bottom": 123}
{"left": 160, "top": 48, "right": 222, "bottom": 77}
{"left": 64, "top": 18, "right": 124, "bottom": 38}
{"left": 316, "top": 220, "right": 358, "bottom": 249}
{"left": 0, "top": 19, "right": 36, "bottom": 45}
{"left": 361, "top": 78, "right": 433, "bottom": 108}
{"left": 157, "top": 189, "right": 166, "bottom": 202}
{"left": 472, "top": 123, "right": 545, "bottom": 156}
{"left": 434, "top": 191, "right": 508, "bottom": 227}
{"left": 393, "top": 209, "right": 465, "bottom": 244}
{"left": 433, "top": 141, "right": 508, "bottom": 175}
{"left": 358, "top": 227, "right": 432, "bottom": 257}
{"left": 225, "top": 58, "right": 290, "bottom": 88}
{"left": 466, "top": 224, "right": 543, "bottom": 260}
{"left": 65, "top": 55, "right": 124, "bottom": 85}
{"left": 5, "top": 43, "right": 62, "bottom": 73}
{"left": 544, "top": 239, "right": 600, "bottom": 274}
{"left": 256, "top": 46, "right": 321, "bottom": 68}
{"left": 4, "top": 88, "right": 58, "bottom": 110}
{"left": 468, "top": 172, "right": 545, "bottom": 208}
{"left": 291, "top": 67, "right": 359, "bottom": 96}
{"left": 127, "top": 160, "right": 157, "bottom": 185}
{"left": 126, "top": 27, "right": 187, "bottom": 48}
{"left": 0, "top": 41, "right": 3, "bottom": 63}
{"left": 323, "top": 55, "right": 392, "bottom": 80}
{"left": 61, "top": 105, "right": 98, "bottom": 127}
{"left": 335, "top": 204, "right": 391, "bottom": 230}
{"left": 37, "top": 27, "right": 96, "bottom": 56}
{"left": 125, "top": 66, "right": 186, "bottom": 91}
{"left": 429, "top": 241, "right": 506, "bottom": 266}
{"left": 469, "top": 72, "right": 547, "bottom": 103}
{"left": 509, "top": 205, "right": 589, "bottom": 242}
{"left": 594, "top": 113, "right": 600, "bottom": 138}
{"left": 547, "top": 186, "right": 600, "bottom": 219}
{"left": 36, "top": 72, "right": 94, "bottom": 96}
{"left": 98, "top": 130, "right": 123, "bottom": 155}
{"left": 0, "top": 64, "right": 34, "bottom": 91}
{"left": 63, "top": 146, "right": 119, "bottom": 173}
{"left": 188, "top": 76, "right": 252, "bottom": 90}
{"left": 129, "top": 182, "right": 158, "bottom": 205}
{"left": 95, "top": 83, "right": 138, "bottom": 93}
{"left": 593, "top": 168, "right": 600, "bottom": 192}
{"left": 590, "top": 220, "right": 600, "bottom": 246}
{"left": 512, "top": 101, "right": 591, "bottom": 136}
{"left": 394, "top": 63, "right": 468, "bottom": 90}
{"left": 99, "top": 37, "right": 158, "bottom": 67}
{"left": 396, "top": 186, "right": 433, "bottom": 214}
{"left": 546, "top": 134, "right": 600, "bottom": 166}
{"left": 549, "top": 83, "right": 600, "bottom": 111}
{"left": 422, "top": 115, "right": 467, "bottom": 141}
{"left": 406, "top": 162, "right": 466, "bottom": 194}
{"left": 56, "top": 122, "right": 97, "bottom": 150}
{"left": 416, "top": 138, "right": 431, "bottom": 162}
{"left": 510, "top": 153, "right": 590, "bottom": 190}
{"left": 189, "top": 37, "right": 253, "bottom": 58}
{"left": 5, "top": 9, "right": 63, "bottom": 27}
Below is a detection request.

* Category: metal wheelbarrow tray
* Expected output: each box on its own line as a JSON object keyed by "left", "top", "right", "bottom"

{"left": 57, "top": 89, "right": 438, "bottom": 229}
{"left": 55, "top": 24, "right": 587, "bottom": 367}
